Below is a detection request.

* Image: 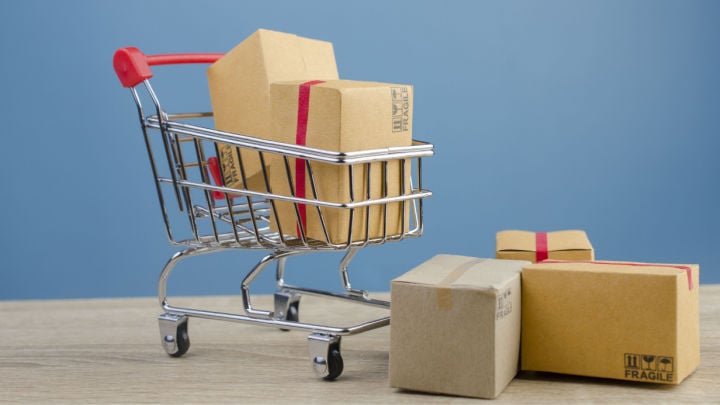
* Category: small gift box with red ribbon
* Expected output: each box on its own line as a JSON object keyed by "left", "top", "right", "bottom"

{"left": 521, "top": 260, "right": 699, "bottom": 384}
{"left": 266, "top": 79, "right": 414, "bottom": 244}
{"left": 495, "top": 230, "right": 594, "bottom": 263}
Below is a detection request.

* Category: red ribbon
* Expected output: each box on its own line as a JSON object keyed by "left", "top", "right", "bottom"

{"left": 294, "top": 80, "right": 325, "bottom": 237}
{"left": 535, "top": 232, "right": 548, "bottom": 262}
{"left": 542, "top": 260, "right": 694, "bottom": 290}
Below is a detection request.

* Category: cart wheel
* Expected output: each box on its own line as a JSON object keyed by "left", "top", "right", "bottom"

{"left": 286, "top": 300, "right": 299, "bottom": 322}
{"left": 159, "top": 314, "right": 190, "bottom": 357}
{"left": 324, "top": 346, "right": 344, "bottom": 381}
{"left": 275, "top": 291, "right": 301, "bottom": 331}
{"left": 168, "top": 321, "right": 190, "bottom": 357}
{"left": 308, "top": 333, "right": 344, "bottom": 380}
{"left": 278, "top": 300, "right": 300, "bottom": 332}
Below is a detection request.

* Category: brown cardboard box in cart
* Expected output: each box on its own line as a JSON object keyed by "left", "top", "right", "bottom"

{"left": 521, "top": 260, "right": 700, "bottom": 384}
{"left": 496, "top": 229, "right": 594, "bottom": 263}
{"left": 390, "top": 255, "right": 527, "bottom": 399}
{"left": 267, "top": 80, "right": 413, "bottom": 244}
{"left": 207, "top": 29, "right": 339, "bottom": 191}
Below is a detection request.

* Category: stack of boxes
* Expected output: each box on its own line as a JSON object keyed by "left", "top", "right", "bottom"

{"left": 208, "top": 29, "right": 700, "bottom": 399}
{"left": 207, "top": 29, "right": 412, "bottom": 244}
{"left": 390, "top": 230, "right": 700, "bottom": 398}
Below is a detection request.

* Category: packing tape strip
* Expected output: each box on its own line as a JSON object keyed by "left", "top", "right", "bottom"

{"left": 436, "top": 258, "right": 487, "bottom": 310}
{"left": 542, "top": 260, "right": 695, "bottom": 290}
{"left": 294, "top": 80, "right": 325, "bottom": 236}
{"left": 535, "top": 232, "right": 548, "bottom": 262}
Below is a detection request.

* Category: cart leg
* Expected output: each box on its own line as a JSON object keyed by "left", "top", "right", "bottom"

{"left": 308, "top": 333, "right": 344, "bottom": 380}
{"left": 242, "top": 250, "right": 304, "bottom": 317}
{"left": 338, "top": 247, "right": 368, "bottom": 298}
{"left": 159, "top": 313, "right": 190, "bottom": 357}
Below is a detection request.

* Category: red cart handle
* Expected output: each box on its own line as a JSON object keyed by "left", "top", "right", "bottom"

{"left": 113, "top": 47, "right": 223, "bottom": 88}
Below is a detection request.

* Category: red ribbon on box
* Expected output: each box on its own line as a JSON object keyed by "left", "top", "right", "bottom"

{"left": 535, "top": 232, "right": 548, "bottom": 262}
{"left": 542, "top": 260, "right": 694, "bottom": 290}
{"left": 294, "top": 80, "right": 325, "bottom": 237}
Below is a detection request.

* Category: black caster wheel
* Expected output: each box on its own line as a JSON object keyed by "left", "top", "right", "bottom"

{"left": 286, "top": 300, "right": 299, "bottom": 322}
{"left": 324, "top": 345, "right": 344, "bottom": 381}
{"left": 168, "top": 320, "right": 190, "bottom": 357}
{"left": 279, "top": 300, "right": 301, "bottom": 332}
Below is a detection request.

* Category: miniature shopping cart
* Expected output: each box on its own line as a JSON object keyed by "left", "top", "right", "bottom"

{"left": 112, "top": 47, "right": 433, "bottom": 380}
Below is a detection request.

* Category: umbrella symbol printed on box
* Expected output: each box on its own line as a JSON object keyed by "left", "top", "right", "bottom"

{"left": 658, "top": 357, "right": 673, "bottom": 372}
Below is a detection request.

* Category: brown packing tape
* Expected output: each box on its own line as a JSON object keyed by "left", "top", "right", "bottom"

{"left": 436, "top": 258, "right": 487, "bottom": 310}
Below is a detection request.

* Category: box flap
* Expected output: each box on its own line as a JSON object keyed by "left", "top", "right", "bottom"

{"left": 274, "top": 79, "right": 409, "bottom": 89}
{"left": 254, "top": 29, "right": 338, "bottom": 83}
{"left": 496, "top": 230, "right": 592, "bottom": 252}
{"left": 496, "top": 230, "right": 535, "bottom": 252}
{"left": 549, "top": 230, "right": 593, "bottom": 251}
{"left": 526, "top": 260, "right": 697, "bottom": 290}
{"left": 393, "top": 254, "right": 526, "bottom": 291}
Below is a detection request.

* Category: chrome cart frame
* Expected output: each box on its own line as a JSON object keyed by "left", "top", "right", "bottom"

{"left": 113, "top": 47, "right": 433, "bottom": 380}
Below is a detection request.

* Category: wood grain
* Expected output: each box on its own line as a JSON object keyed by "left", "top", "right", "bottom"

{"left": 1, "top": 287, "right": 718, "bottom": 404}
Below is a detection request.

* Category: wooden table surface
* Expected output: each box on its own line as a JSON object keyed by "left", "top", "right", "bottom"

{"left": 1, "top": 286, "right": 718, "bottom": 404}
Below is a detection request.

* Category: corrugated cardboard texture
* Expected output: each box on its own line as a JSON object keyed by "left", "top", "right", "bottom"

{"left": 496, "top": 230, "right": 594, "bottom": 262}
{"left": 521, "top": 260, "right": 700, "bottom": 384}
{"left": 268, "top": 80, "right": 413, "bottom": 244}
{"left": 207, "top": 29, "right": 339, "bottom": 190}
{"left": 390, "top": 255, "right": 527, "bottom": 399}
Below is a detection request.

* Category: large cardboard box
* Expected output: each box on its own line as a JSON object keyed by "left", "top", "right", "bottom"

{"left": 390, "top": 255, "right": 527, "bottom": 399}
{"left": 267, "top": 80, "right": 413, "bottom": 244}
{"left": 521, "top": 260, "right": 700, "bottom": 384}
{"left": 207, "top": 29, "right": 339, "bottom": 190}
{"left": 496, "top": 229, "right": 594, "bottom": 263}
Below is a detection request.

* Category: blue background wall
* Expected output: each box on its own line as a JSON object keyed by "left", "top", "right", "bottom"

{"left": 1, "top": 0, "right": 718, "bottom": 300}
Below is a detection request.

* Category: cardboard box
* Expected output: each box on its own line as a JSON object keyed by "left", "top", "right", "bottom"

{"left": 496, "top": 230, "right": 594, "bottom": 263}
{"left": 207, "top": 29, "right": 339, "bottom": 190}
{"left": 521, "top": 260, "right": 700, "bottom": 384}
{"left": 267, "top": 80, "right": 413, "bottom": 244}
{"left": 390, "top": 254, "right": 527, "bottom": 399}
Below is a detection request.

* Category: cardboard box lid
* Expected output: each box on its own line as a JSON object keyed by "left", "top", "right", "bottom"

{"left": 496, "top": 230, "right": 592, "bottom": 252}
{"left": 209, "top": 28, "right": 338, "bottom": 86}
{"left": 392, "top": 254, "right": 526, "bottom": 291}
{"left": 524, "top": 260, "right": 697, "bottom": 290}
